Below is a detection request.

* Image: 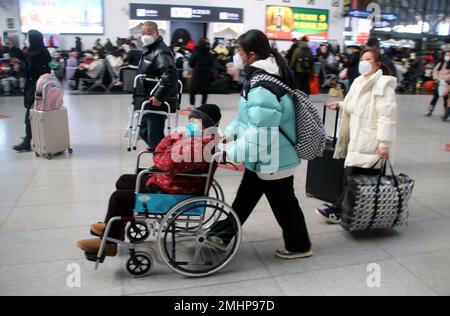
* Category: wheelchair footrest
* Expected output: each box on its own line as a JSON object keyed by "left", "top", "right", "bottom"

{"left": 85, "top": 252, "right": 105, "bottom": 263}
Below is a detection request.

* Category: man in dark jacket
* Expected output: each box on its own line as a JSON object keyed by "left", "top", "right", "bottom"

{"left": 189, "top": 38, "right": 214, "bottom": 106}
{"left": 136, "top": 22, "right": 179, "bottom": 151}
{"left": 290, "top": 37, "right": 314, "bottom": 94}
{"left": 13, "top": 30, "right": 51, "bottom": 152}
{"left": 345, "top": 45, "right": 361, "bottom": 87}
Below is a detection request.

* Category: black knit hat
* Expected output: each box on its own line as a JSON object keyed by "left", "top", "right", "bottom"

{"left": 189, "top": 104, "right": 222, "bottom": 128}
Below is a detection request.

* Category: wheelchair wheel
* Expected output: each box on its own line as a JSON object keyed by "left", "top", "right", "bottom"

{"left": 126, "top": 220, "right": 150, "bottom": 243}
{"left": 210, "top": 180, "right": 225, "bottom": 202}
{"left": 158, "top": 197, "right": 241, "bottom": 278}
{"left": 125, "top": 251, "right": 153, "bottom": 278}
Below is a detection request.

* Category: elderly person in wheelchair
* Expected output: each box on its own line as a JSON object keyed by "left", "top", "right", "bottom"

{"left": 77, "top": 104, "right": 224, "bottom": 257}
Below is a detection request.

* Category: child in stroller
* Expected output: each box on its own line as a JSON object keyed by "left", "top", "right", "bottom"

{"left": 77, "top": 104, "right": 222, "bottom": 257}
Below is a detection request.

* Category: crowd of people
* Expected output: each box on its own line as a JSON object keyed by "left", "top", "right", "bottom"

{"left": 1, "top": 21, "right": 445, "bottom": 265}
{"left": 2, "top": 29, "right": 448, "bottom": 103}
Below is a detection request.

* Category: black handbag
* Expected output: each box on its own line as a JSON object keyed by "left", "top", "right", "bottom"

{"left": 341, "top": 160, "right": 415, "bottom": 232}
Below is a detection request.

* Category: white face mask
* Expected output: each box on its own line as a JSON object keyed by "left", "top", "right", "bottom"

{"left": 445, "top": 56, "right": 450, "bottom": 62}
{"left": 233, "top": 53, "right": 244, "bottom": 70}
{"left": 359, "top": 60, "right": 373, "bottom": 76}
{"left": 141, "top": 35, "right": 156, "bottom": 47}
{"left": 24, "top": 39, "right": 29, "bottom": 48}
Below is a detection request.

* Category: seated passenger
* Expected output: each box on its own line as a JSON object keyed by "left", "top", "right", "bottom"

{"left": 71, "top": 53, "right": 103, "bottom": 91}
{"left": 106, "top": 49, "right": 124, "bottom": 78}
{"left": 1, "top": 56, "right": 26, "bottom": 95}
{"left": 76, "top": 104, "right": 222, "bottom": 257}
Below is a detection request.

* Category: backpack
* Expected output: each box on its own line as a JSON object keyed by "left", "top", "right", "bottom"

{"left": 250, "top": 73, "right": 326, "bottom": 161}
{"left": 298, "top": 48, "right": 314, "bottom": 72}
{"left": 34, "top": 73, "right": 64, "bottom": 111}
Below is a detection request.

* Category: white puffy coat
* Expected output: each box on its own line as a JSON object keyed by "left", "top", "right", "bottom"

{"left": 334, "top": 70, "right": 398, "bottom": 168}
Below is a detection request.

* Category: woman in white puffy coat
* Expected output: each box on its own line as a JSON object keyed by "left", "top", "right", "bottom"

{"left": 317, "top": 47, "right": 398, "bottom": 224}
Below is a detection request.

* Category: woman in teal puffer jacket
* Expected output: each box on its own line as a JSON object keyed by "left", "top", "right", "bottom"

{"left": 217, "top": 30, "right": 312, "bottom": 260}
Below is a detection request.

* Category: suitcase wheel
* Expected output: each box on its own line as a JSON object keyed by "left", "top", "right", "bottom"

{"left": 35, "top": 152, "right": 40, "bottom": 158}
{"left": 68, "top": 148, "right": 73, "bottom": 154}
{"left": 46, "top": 154, "right": 53, "bottom": 160}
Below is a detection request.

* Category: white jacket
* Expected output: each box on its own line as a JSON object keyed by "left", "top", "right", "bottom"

{"left": 334, "top": 70, "right": 398, "bottom": 168}
{"left": 86, "top": 60, "right": 103, "bottom": 79}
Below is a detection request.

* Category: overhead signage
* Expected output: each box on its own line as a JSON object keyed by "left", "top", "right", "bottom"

{"left": 130, "top": 4, "right": 243, "bottom": 23}
{"left": 266, "top": 6, "right": 329, "bottom": 41}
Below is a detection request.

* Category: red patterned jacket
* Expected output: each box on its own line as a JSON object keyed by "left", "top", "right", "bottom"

{"left": 146, "top": 134, "right": 218, "bottom": 195}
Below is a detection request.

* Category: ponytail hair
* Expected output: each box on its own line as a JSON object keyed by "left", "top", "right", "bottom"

{"left": 238, "top": 30, "right": 297, "bottom": 89}
{"left": 270, "top": 47, "right": 298, "bottom": 89}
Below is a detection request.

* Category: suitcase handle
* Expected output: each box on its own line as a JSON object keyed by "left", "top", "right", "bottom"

{"left": 323, "top": 104, "right": 340, "bottom": 143}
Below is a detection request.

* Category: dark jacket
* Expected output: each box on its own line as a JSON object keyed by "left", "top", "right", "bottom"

{"left": 290, "top": 41, "right": 314, "bottom": 74}
{"left": 24, "top": 31, "right": 51, "bottom": 108}
{"left": 382, "top": 55, "right": 397, "bottom": 78}
{"left": 189, "top": 46, "right": 214, "bottom": 90}
{"left": 124, "top": 49, "right": 142, "bottom": 67}
{"left": 137, "top": 36, "right": 178, "bottom": 104}
{"left": 346, "top": 52, "right": 360, "bottom": 86}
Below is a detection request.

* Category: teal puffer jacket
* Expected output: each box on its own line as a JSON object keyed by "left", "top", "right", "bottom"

{"left": 226, "top": 84, "right": 301, "bottom": 174}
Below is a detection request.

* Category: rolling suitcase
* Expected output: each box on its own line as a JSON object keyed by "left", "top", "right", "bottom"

{"left": 306, "top": 104, "right": 345, "bottom": 203}
{"left": 30, "top": 107, "right": 73, "bottom": 160}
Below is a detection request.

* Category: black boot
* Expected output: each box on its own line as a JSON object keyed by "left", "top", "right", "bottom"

{"left": 12, "top": 139, "right": 32, "bottom": 153}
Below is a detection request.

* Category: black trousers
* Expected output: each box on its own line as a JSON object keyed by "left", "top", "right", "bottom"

{"left": 213, "top": 170, "right": 311, "bottom": 253}
{"left": 73, "top": 69, "right": 93, "bottom": 90}
{"left": 334, "top": 167, "right": 380, "bottom": 214}
{"left": 104, "top": 174, "right": 166, "bottom": 240}
{"left": 190, "top": 89, "right": 208, "bottom": 106}
{"left": 24, "top": 108, "right": 32, "bottom": 143}
{"left": 295, "top": 72, "right": 311, "bottom": 95}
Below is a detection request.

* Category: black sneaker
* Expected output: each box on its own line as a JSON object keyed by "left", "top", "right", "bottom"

{"left": 315, "top": 205, "right": 341, "bottom": 224}
{"left": 425, "top": 113, "right": 432, "bottom": 117}
{"left": 275, "top": 248, "right": 314, "bottom": 260}
{"left": 12, "top": 141, "right": 32, "bottom": 153}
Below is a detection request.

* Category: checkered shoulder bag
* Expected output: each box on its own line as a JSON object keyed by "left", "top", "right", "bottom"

{"left": 250, "top": 74, "right": 326, "bottom": 160}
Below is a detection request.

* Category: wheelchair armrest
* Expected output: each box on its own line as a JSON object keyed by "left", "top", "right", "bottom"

{"left": 146, "top": 167, "right": 207, "bottom": 177}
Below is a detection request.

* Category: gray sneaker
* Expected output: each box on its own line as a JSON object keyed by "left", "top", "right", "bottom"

{"left": 275, "top": 248, "right": 314, "bottom": 260}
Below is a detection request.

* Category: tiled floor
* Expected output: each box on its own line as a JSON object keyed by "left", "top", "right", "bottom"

{"left": 0, "top": 92, "right": 449, "bottom": 296}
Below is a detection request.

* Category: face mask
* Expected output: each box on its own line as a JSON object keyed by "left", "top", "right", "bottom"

{"left": 359, "top": 60, "right": 373, "bottom": 76}
{"left": 141, "top": 35, "right": 155, "bottom": 47}
{"left": 445, "top": 56, "right": 450, "bottom": 62}
{"left": 185, "top": 123, "right": 202, "bottom": 138}
{"left": 24, "top": 39, "right": 29, "bottom": 48}
{"left": 233, "top": 53, "right": 244, "bottom": 70}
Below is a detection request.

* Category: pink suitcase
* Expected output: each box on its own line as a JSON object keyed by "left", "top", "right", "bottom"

{"left": 30, "top": 107, "right": 73, "bottom": 160}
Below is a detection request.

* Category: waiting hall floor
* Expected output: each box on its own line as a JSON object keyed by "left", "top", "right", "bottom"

{"left": 0, "top": 93, "right": 449, "bottom": 296}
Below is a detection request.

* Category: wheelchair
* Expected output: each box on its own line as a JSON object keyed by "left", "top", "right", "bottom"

{"left": 127, "top": 75, "right": 183, "bottom": 152}
{"left": 88, "top": 152, "right": 242, "bottom": 278}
